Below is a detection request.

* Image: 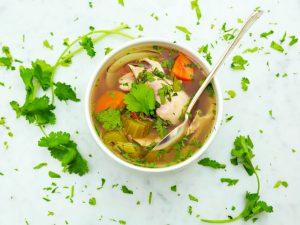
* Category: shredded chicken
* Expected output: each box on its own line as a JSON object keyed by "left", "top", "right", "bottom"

{"left": 119, "top": 72, "right": 135, "bottom": 91}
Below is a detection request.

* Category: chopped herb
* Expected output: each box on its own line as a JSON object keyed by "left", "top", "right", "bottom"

{"left": 237, "top": 18, "right": 243, "bottom": 23}
{"left": 221, "top": 23, "right": 233, "bottom": 33}
{"left": 175, "top": 26, "right": 192, "bottom": 41}
{"left": 97, "top": 178, "right": 106, "bottom": 190}
{"left": 161, "top": 59, "right": 175, "bottom": 70}
{"left": 121, "top": 185, "right": 133, "bottom": 194}
{"left": 80, "top": 36, "right": 96, "bottom": 57}
{"left": 119, "top": 220, "right": 126, "bottom": 224}
{"left": 280, "top": 32, "right": 287, "bottom": 43}
{"left": 260, "top": 30, "right": 274, "bottom": 39}
{"left": 0, "top": 46, "right": 15, "bottom": 70}
{"left": 206, "top": 84, "right": 215, "bottom": 96}
{"left": 43, "top": 40, "right": 53, "bottom": 50}
{"left": 48, "top": 211, "right": 54, "bottom": 216}
{"left": 96, "top": 109, "right": 122, "bottom": 130}
{"left": 243, "top": 47, "right": 261, "bottom": 53}
{"left": 268, "top": 110, "right": 273, "bottom": 118}
{"left": 104, "top": 47, "right": 113, "bottom": 55}
{"left": 270, "top": 41, "right": 284, "bottom": 52}
{"left": 289, "top": 36, "right": 298, "bottom": 46}
{"left": 225, "top": 115, "right": 234, "bottom": 123}
{"left": 150, "top": 13, "right": 159, "bottom": 21}
{"left": 225, "top": 90, "right": 236, "bottom": 100}
{"left": 54, "top": 82, "right": 80, "bottom": 102}
{"left": 188, "top": 205, "right": 193, "bottom": 215}
{"left": 118, "top": 0, "right": 124, "bottom": 6}
{"left": 198, "top": 44, "right": 212, "bottom": 65}
{"left": 124, "top": 83, "right": 156, "bottom": 115}
{"left": 88, "top": 2, "right": 93, "bottom": 8}
{"left": 191, "top": 0, "right": 202, "bottom": 24}
{"left": 170, "top": 185, "right": 177, "bottom": 192}
{"left": 188, "top": 194, "right": 199, "bottom": 202}
{"left": 231, "top": 55, "right": 248, "bottom": 70}
{"left": 148, "top": 192, "right": 152, "bottom": 204}
{"left": 220, "top": 178, "right": 239, "bottom": 186}
{"left": 274, "top": 180, "right": 288, "bottom": 188}
{"left": 223, "top": 33, "right": 235, "bottom": 41}
{"left": 33, "top": 163, "right": 47, "bottom": 170}
{"left": 89, "top": 197, "right": 96, "bottom": 206}
{"left": 241, "top": 77, "right": 250, "bottom": 91}
{"left": 154, "top": 118, "right": 168, "bottom": 138}
{"left": 136, "top": 24, "right": 144, "bottom": 31}
{"left": 198, "top": 157, "right": 226, "bottom": 169}
{"left": 48, "top": 171, "right": 61, "bottom": 178}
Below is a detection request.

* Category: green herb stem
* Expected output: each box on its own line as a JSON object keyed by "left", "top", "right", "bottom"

{"left": 201, "top": 214, "right": 243, "bottom": 224}
{"left": 39, "top": 125, "right": 48, "bottom": 137}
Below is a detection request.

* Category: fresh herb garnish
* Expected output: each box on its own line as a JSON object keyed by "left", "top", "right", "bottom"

{"left": 89, "top": 197, "right": 97, "bottom": 206}
{"left": 33, "top": 162, "right": 48, "bottom": 170}
{"left": 191, "top": 0, "right": 202, "bottom": 24}
{"left": 188, "top": 205, "right": 193, "bottom": 215}
{"left": 54, "top": 82, "right": 80, "bottom": 102}
{"left": 260, "top": 30, "right": 274, "bottom": 39}
{"left": 48, "top": 171, "right": 61, "bottom": 178}
{"left": 136, "top": 24, "right": 144, "bottom": 31}
{"left": 170, "top": 185, "right": 177, "bottom": 192}
{"left": 198, "top": 44, "right": 212, "bottom": 65}
{"left": 241, "top": 77, "right": 250, "bottom": 91}
{"left": 243, "top": 46, "right": 262, "bottom": 53}
{"left": 176, "top": 26, "right": 192, "bottom": 41}
{"left": 124, "top": 83, "right": 156, "bottom": 115}
{"left": 231, "top": 55, "right": 248, "bottom": 70}
{"left": 274, "top": 180, "right": 288, "bottom": 188}
{"left": 225, "top": 90, "right": 236, "bottom": 100}
{"left": 43, "top": 40, "right": 53, "bottom": 50}
{"left": 280, "top": 32, "right": 287, "bottom": 44}
{"left": 270, "top": 41, "right": 284, "bottom": 52}
{"left": 198, "top": 157, "right": 226, "bottom": 169}
{"left": 148, "top": 192, "right": 152, "bottom": 204}
{"left": 188, "top": 194, "right": 199, "bottom": 202}
{"left": 154, "top": 117, "right": 168, "bottom": 138}
{"left": 0, "top": 46, "right": 16, "bottom": 70}
{"left": 96, "top": 109, "right": 122, "bottom": 130}
{"left": 289, "top": 35, "right": 298, "bottom": 46}
{"left": 80, "top": 36, "right": 96, "bottom": 57}
{"left": 220, "top": 178, "right": 239, "bottom": 186}
{"left": 104, "top": 47, "right": 113, "bottom": 55}
{"left": 121, "top": 185, "right": 133, "bottom": 194}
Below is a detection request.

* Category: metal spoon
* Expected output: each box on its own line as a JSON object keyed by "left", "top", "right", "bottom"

{"left": 152, "top": 10, "right": 263, "bottom": 151}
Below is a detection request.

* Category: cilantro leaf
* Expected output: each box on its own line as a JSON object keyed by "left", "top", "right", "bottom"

{"left": 260, "top": 30, "right": 274, "bottom": 39}
{"left": 231, "top": 55, "right": 248, "bottom": 70}
{"left": 241, "top": 77, "right": 250, "bottom": 91}
{"left": 124, "top": 83, "right": 156, "bottom": 115}
{"left": 198, "top": 157, "right": 226, "bottom": 169}
{"left": 223, "top": 33, "right": 235, "bottom": 41}
{"left": 274, "top": 180, "right": 288, "bottom": 188}
{"left": 121, "top": 185, "right": 133, "bottom": 194}
{"left": 54, "top": 82, "right": 80, "bottom": 102}
{"left": 289, "top": 35, "right": 298, "bottom": 46}
{"left": 191, "top": 0, "right": 202, "bottom": 24}
{"left": 176, "top": 26, "right": 192, "bottom": 40}
{"left": 80, "top": 36, "right": 96, "bottom": 57}
{"left": 220, "top": 178, "right": 239, "bottom": 186}
{"left": 96, "top": 109, "right": 122, "bottom": 130}
{"left": 32, "top": 59, "right": 53, "bottom": 90}
{"left": 198, "top": 44, "right": 212, "bottom": 65}
{"left": 136, "top": 24, "right": 143, "bottom": 31}
{"left": 270, "top": 41, "right": 284, "bottom": 52}
{"left": 38, "top": 131, "right": 89, "bottom": 176}
{"left": 230, "top": 135, "right": 255, "bottom": 176}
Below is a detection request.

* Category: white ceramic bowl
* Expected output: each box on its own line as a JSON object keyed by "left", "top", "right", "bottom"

{"left": 85, "top": 38, "right": 223, "bottom": 173}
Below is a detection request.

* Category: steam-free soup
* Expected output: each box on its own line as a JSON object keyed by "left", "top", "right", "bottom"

{"left": 90, "top": 45, "right": 216, "bottom": 168}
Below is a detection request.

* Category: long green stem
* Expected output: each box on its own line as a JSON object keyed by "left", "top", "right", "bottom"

{"left": 39, "top": 125, "right": 48, "bottom": 137}
{"left": 201, "top": 214, "right": 243, "bottom": 224}
{"left": 254, "top": 170, "right": 260, "bottom": 194}
{"left": 50, "top": 24, "right": 135, "bottom": 104}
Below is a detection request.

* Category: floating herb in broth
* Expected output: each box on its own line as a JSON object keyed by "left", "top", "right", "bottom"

{"left": 90, "top": 45, "right": 217, "bottom": 168}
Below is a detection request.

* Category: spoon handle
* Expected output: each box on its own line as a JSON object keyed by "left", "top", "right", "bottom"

{"left": 186, "top": 10, "right": 263, "bottom": 113}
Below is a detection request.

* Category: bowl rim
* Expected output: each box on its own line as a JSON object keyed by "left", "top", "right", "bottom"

{"left": 85, "top": 37, "right": 223, "bottom": 173}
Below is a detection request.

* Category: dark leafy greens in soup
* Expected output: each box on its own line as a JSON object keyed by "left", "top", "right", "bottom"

{"left": 90, "top": 45, "right": 216, "bottom": 168}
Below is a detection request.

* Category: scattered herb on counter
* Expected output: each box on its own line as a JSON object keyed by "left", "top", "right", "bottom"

{"left": 170, "top": 185, "right": 177, "bottom": 192}
{"left": 104, "top": 47, "right": 113, "bottom": 55}
{"left": 241, "top": 77, "right": 250, "bottom": 91}
{"left": 118, "top": 0, "right": 124, "bottom": 7}
{"left": 243, "top": 46, "right": 262, "bottom": 53}
{"left": 231, "top": 55, "right": 248, "bottom": 70}
{"left": 89, "top": 197, "right": 97, "bottom": 206}
{"left": 191, "top": 0, "right": 202, "bottom": 24}
{"left": 220, "top": 178, "right": 239, "bottom": 186}
{"left": 280, "top": 32, "right": 287, "bottom": 44}
{"left": 225, "top": 115, "right": 234, "bottom": 123}
{"left": 80, "top": 36, "right": 96, "bottom": 57}
{"left": 48, "top": 211, "right": 54, "bottom": 216}
{"left": 135, "top": 24, "right": 144, "bottom": 32}
{"left": 270, "top": 41, "right": 284, "bottom": 52}
{"left": 148, "top": 192, "right": 152, "bottom": 204}
{"left": 198, "top": 157, "right": 226, "bottom": 169}
{"left": 274, "top": 180, "right": 288, "bottom": 188}
{"left": 188, "top": 205, "right": 193, "bottom": 215}
{"left": 198, "top": 44, "right": 212, "bottom": 65}
{"left": 188, "top": 194, "right": 199, "bottom": 202}
{"left": 289, "top": 35, "right": 298, "bottom": 46}
{"left": 119, "top": 220, "right": 126, "bottom": 224}
{"left": 97, "top": 178, "right": 106, "bottom": 190}
{"left": 150, "top": 13, "right": 159, "bottom": 21}
{"left": 0, "top": 46, "right": 20, "bottom": 70}
{"left": 48, "top": 171, "right": 61, "bottom": 178}
{"left": 225, "top": 90, "right": 236, "bottom": 100}
{"left": 121, "top": 185, "right": 133, "bottom": 194}
{"left": 176, "top": 26, "right": 192, "bottom": 41}
{"left": 88, "top": 1, "right": 93, "bottom": 8}
{"left": 268, "top": 110, "right": 274, "bottom": 118}
{"left": 33, "top": 163, "right": 48, "bottom": 170}
{"left": 275, "top": 72, "right": 288, "bottom": 78}
{"left": 43, "top": 40, "right": 53, "bottom": 50}
{"left": 260, "top": 30, "right": 274, "bottom": 39}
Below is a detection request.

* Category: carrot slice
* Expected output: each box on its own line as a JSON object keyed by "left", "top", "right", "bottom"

{"left": 171, "top": 53, "right": 194, "bottom": 81}
{"left": 95, "top": 90, "right": 125, "bottom": 113}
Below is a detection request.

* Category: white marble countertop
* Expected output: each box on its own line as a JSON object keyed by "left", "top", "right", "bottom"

{"left": 0, "top": 0, "right": 299, "bottom": 224}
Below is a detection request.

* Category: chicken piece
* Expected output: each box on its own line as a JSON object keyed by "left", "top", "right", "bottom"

{"left": 142, "top": 58, "right": 164, "bottom": 72}
{"left": 156, "top": 91, "right": 190, "bottom": 125}
{"left": 128, "top": 64, "right": 145, "bottom": 78}
{"left": 133, "top": 132, "right": 161, "bottom": 147}
{"left": 119, "top": 72, "right": 135, "bottom": 91}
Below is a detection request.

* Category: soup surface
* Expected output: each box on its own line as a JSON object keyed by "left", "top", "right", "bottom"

{"left": 90, "top": 45, "right": 216, "bottom": 168}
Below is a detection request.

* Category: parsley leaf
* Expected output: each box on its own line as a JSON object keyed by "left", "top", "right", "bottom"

{"left": 270, "top": 41, "right": 284, "bottom": 52}
{"left": 38, "top": 131, "right": 89, "bottom": 176}
{"left": 220, "top": 178, "right": 239, "bottom": 186}
{"left": 231, "top": 55, "right": 248, "bottom": 70}
{"left": 289, "top": 35, "right": 298, "bottom": 46}
{"left": 54, "top": 82, "right": 80, "bottom": 102}
{"left": 121, "top": 185, "right": 133, "bottom": 194}
{"left": 260, "top": 30, "right": 274, "bottom": 39}
{"left": 32, "top": 59, "right": 53, "bottom": 90}
{"left": 124, "top": 83, "right": 156, "bottom": 115}
{"left": 191, "top": 0, "right": 202, "bottom": 24}
{"left": 198, "top": 157, "right": 226, "bottom": 169}
{"left": 80, "top": 36, "right": 96, "bottom": 57}
{"left": 176, "top": 26, "right": 192, "bottom": 40}
{"left": 241, "top": 77, "right": 250, "bottom": 91}
{"left": 274, "top": 180, "right": 288, "bottom": 188}
{"left": 96, "top": 109, "right": 122, "bottom": 130}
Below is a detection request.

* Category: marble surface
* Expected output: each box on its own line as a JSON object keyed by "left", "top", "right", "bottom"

{"left": 0, "top": 0, "right": 300, "bottom": 224}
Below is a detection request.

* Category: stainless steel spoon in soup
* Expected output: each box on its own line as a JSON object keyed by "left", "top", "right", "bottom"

{"left": 152, "top": 10, "right": 263, "bottom": 151}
